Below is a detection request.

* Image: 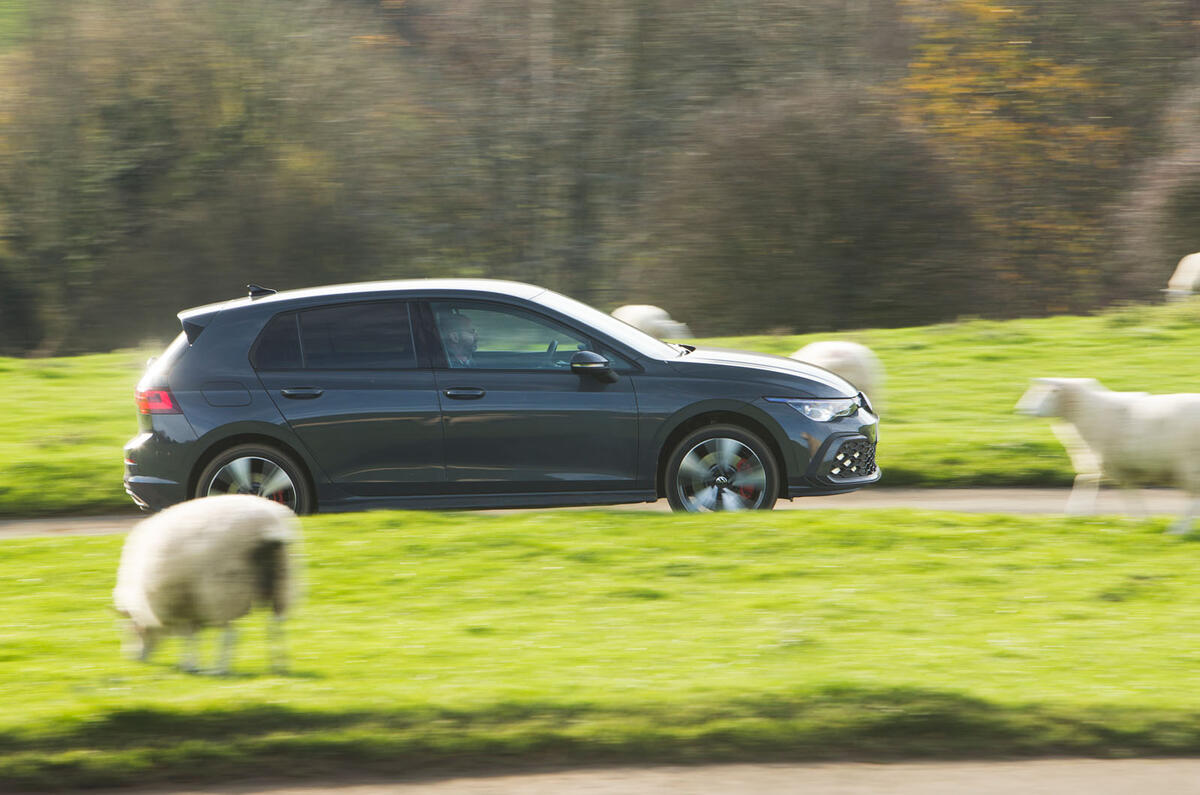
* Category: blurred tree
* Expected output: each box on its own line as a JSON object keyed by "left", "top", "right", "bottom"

{"left": 383, "top": 0, "right": 918, "bottom": 310}
{"left": 633, "top": 77, "right": 976, "bottom": 335}
{"left": 1119, "top": 59, "right": 1200, "bottom": 294}
{"left": 0, "top": 0, "right": 438, "bottom": 353}
{"left": 899, "top": 0, "right": 1131, "bottom": 315}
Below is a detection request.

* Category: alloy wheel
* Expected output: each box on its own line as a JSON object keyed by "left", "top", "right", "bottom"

{"left": 674, "top": 437, "right": 768, "bottom": 512}
{"left": 204, "top": 455, "right": 298, "bottom": 510}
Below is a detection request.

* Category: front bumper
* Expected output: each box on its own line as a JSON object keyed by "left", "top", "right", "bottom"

{"left": 787, "top": 431, "right": 881, "bottom": 497}
{"left": 759, "top": 397, "right": 881, "bottom": 497}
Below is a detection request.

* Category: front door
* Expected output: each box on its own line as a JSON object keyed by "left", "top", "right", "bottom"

{"left": 428, "top": 300, "right": 640, "bottom": 493}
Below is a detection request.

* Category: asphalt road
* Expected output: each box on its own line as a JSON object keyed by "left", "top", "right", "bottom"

{"left": 1, "top": 487, "right": 1192, "bottom": 539}
{"left": 89, "top": 759, "right": 1200, "bottom": 795}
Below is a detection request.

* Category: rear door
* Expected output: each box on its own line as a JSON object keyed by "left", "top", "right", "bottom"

{"left": 253, "top": 300, "right": 444, "bottom": 496}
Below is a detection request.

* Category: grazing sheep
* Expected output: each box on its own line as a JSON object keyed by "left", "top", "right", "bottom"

{"left": 790, "top": 341, "right": 884, "bottom": 409}
{"left": 1015, "top": 377, "right": 1200, "bottom": 533}
{"left": 611, "top": 304, "right": 692, "bottom": 339}
{"left": 1165, "top": 252, "right": 1200, "bottom": 301}
{"left": 113, "top": 494, "right": 301, "bottom": 674}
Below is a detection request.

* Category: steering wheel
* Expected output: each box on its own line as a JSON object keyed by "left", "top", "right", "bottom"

{"left": 546, "top": 339, "right": 559, "bottom": 356}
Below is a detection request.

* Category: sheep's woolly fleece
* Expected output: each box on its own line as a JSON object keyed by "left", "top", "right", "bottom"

{"left": 113, "top": 494, "right": 301, "bottom": 632}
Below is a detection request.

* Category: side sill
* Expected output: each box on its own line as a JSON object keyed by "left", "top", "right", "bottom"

{"left": 317, "top": 490, "right": 659, "bottom": 513}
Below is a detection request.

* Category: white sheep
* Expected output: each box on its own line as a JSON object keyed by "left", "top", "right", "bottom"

{"left": 790, "top": 341, "right": 884, "bottom": 410}
{"left": 1165, "top": 252, "right": 1200, "bottom": 301}
{"left": 611, "top": 304, "right": 692, "bottom": 339}
{"left": 113, "top": 494, "right": 301, "bottom": 674}
{"left": 1015, "top": 377, "right": 1200, "bottom": 533}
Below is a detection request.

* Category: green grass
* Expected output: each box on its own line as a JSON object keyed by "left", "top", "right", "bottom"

{"left": 4, "top": 300, "right": 1200, "bottom": 516}
{"left": 708, "top": 300, "right": 1200, "bottom": 487}
{"left": 0, "top": 0, "right": 28, "bottom": 49}
{"left": 0, "top": 349, "right": 152, "bottom": 517}
{"left": 3, "top": 508, "right": 1200, "bottom": 788}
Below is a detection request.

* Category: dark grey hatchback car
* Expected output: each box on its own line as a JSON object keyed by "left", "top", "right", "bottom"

{"left": 124, "top": 279, "right": 879, "bottom": 514}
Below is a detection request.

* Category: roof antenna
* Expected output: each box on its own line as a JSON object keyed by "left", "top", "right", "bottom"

{"left": 247, "top": 284, "right": 277, "bottom": 299}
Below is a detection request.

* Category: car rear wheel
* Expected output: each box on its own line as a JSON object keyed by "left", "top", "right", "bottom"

{"left": 665, "top": 424, "right": 779, "bottom": 513}
{"left": 195, "top": 443, "right": 313, "bottom": 514}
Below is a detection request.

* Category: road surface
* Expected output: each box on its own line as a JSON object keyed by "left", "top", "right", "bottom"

{"left": 0, "top": 487, "right": 1191, "bottom": 539}
{"left": 88, "top": 759, "right": 1200, "bottom": 794}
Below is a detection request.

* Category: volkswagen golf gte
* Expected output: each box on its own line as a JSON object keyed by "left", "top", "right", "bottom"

{"left": 124, "top": 279, "right": 880, "bottom": 514}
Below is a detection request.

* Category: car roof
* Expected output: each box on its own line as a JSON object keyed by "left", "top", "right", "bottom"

{"left": 178, "top": 278, "right": 547, "bottom": 322}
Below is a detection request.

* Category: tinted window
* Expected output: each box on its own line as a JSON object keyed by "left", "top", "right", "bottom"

{"left": 300, "top": 301, "right": 416, "bottom": 370}
{"left": 431, "top": 301, "right": 590, "bottom": 370}
{"left": 252, "top": 313, "right": 302, "bottom": 370}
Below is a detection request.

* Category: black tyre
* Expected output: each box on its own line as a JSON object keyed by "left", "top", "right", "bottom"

{"left": 665, "top": 423, "right": 779, "bottom": 513}
{"left": 194, "top": 442, "right": 313, "bottom": 514}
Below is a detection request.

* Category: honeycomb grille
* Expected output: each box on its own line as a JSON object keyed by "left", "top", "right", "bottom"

{"left": 829, "top": 439, "right": 877, "bottom": 480}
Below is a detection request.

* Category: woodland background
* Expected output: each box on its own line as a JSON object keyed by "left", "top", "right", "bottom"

{"left": 1, "top": 0, "right": 1199, "bottom": 355}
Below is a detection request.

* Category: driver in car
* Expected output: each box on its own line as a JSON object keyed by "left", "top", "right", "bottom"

{"left": 442, "top": 313, "right": 478, "bottom": 368}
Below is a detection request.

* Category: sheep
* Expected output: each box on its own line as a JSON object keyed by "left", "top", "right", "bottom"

{"left": 1165, "top": 252, "right": 1200, "bottom": 301}
{"left": 113, "top": 494, "right": 301, "bottom": 674}
{"left": 790, "top": 340, "right": 884, "bottom": 410}
{"left": 611, "top": 304, "right": 692, "bottom": 339}
{"left": 1015, "top": 377, "right": 1200, "bottom": 534}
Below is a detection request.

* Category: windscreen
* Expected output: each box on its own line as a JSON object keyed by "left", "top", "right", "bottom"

{"left": 531, "top": 290, "right": 681, "bottom": 360}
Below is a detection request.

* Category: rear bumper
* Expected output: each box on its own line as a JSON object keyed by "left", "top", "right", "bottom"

{"left": 123, "top": 475, "right": 185, "bottom": 512}
{"left": 123, "top": 432, "right": 188, "bottom": 512}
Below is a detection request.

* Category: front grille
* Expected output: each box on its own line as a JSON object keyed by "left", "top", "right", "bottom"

{"left": 829, "top": 438, "right": 877, "bottom": 481}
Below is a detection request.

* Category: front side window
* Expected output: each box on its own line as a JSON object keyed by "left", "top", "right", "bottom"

{"left": 431, "top": 301, "right": 590, "bottom": 370}
{"left": 252, "top": 302, "right": 416, "bottom": 370}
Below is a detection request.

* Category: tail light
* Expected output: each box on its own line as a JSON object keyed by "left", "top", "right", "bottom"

{"left": 136, "top": 388, "right": 181, "bottom": 414}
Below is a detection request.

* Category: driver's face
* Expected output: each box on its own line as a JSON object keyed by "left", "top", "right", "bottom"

{"left": 448, "top": 319, "right": 477, "bottom": 353}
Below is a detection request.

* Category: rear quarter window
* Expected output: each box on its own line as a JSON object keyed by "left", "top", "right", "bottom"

{"left": 251, "top": 313, "right": 302, "bottom": 370}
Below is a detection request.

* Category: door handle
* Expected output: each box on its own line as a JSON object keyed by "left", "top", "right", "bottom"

{"left": 443, "top": 388, "right": 486, "bottom": 400}
{"left": 280, "top": 387, "right": 324, "bottom": 400}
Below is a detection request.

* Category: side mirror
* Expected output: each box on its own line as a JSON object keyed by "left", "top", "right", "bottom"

{"left": 570, "top": 350, "right": 617, "bottom": 383}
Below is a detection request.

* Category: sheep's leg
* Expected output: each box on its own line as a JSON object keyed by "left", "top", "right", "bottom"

{"left": 1065, "top": 473, "right": 1101, "bottom": 515}
{"left": 1166, "top": 495, "right": 1200, "bottom": 535}
{"left": 179, "top": 630, "right": 200, "bottom": 673}
{"left": 216, "top": 625, "right": 236, "bottom": 676}
{"left": 1053, "top": 424, "right": 1100, "bottom": 515}
{"left": 268, "top": 614, "right": 288, "bottom": 674}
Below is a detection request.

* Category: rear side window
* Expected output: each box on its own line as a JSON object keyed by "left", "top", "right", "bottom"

{"left": 252, "top": 302, "right": 417, "bottom": 370}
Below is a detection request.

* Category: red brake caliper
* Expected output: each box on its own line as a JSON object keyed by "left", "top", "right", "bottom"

{"left": 737, "top": 458, "right": 755, "bottom": 500}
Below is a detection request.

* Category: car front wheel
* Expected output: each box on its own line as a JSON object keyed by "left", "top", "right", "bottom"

{"left": 194, "top": 443, "right": 313, "bottom": 514}
{"left": 665, "top": 424, "right": 779, "bottom": 513}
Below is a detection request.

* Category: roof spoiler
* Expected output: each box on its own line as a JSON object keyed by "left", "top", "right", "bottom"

{"left": 248, "top": 284, "right": 277, "bottom": 299}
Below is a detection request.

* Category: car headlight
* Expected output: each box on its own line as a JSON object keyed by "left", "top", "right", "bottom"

{"left": 766, "top": 396, "right": 861, "bottom": 422}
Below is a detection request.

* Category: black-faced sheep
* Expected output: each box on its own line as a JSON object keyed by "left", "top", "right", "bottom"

{"left": 790, "top": 341, "right": 884, "bottom": 410}
{"left": 113, "top": 494, "right": 301, "bottom": 673}
{"left": 1016, "top": 377, "right": 1200, "bottom": 534}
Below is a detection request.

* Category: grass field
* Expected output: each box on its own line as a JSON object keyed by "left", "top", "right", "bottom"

{"left": 3, "top": 508, "right": 1200, "bottom": 789}
{"left": 4, "top": 300, "right": 1200, "bottom": 517}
